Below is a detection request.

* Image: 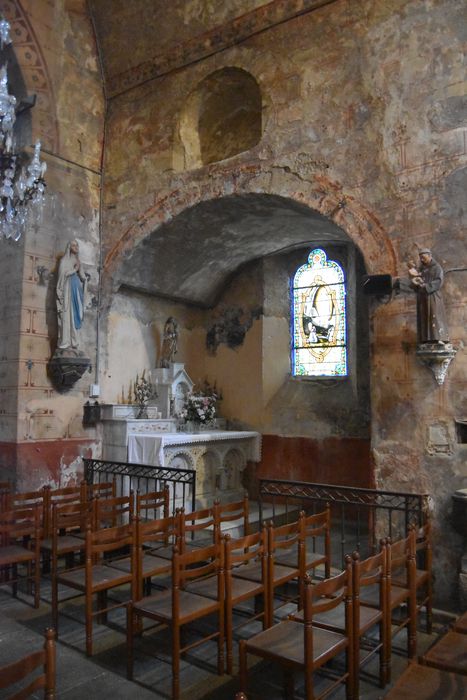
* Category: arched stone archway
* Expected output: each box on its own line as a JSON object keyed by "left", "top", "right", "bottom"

{"left": 102, "top": 161, "right": 396, "bottom": 305}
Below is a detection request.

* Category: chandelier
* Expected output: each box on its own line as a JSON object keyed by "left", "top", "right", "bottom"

{"left": 0, "top": 15, "right": 46, "bottom": 241}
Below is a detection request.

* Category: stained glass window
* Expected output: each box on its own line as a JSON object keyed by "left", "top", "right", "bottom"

{"left": 292, "top": 248, "right": 347, "bottom": 377}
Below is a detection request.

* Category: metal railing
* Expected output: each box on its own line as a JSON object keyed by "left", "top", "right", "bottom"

{"left": 259, "top": 477, "right": 429, "bottom": 569}
{"left": 83, "top": 458, "right": 196, "bottom": 515}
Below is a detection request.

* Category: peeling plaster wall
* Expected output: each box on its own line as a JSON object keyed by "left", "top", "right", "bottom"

{"left": 0, "top": 0, "right": 105, "bottom": 487}
{"left": 100, "top": 0, "right": 466, "bottom": 607}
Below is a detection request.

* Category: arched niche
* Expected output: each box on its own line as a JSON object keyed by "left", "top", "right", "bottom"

{"left": 175, "top": 67, "right": 262, "bottom": 170}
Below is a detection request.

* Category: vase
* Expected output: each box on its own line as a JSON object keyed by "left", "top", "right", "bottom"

{"left": 186, "top": 420, "right": 200, "bottom": 433}
{"left": 136, "top": 403, "right": 148, "bottom": 419}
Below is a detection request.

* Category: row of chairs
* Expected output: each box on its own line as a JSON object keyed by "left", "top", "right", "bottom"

{"left": 384, "top": 610, "right": 467, "bottom": 698}
{"left": 0, "top": 484, "right": 171, "bottom": 608}
{"left": 238, "top": 526, "right": 429, "bottom": 699}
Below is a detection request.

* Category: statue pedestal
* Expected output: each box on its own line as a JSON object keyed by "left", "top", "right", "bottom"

{"left": 48, "top": 350, "right": 91, "bottom": 391}
{"left": 416, "top": 342, "right": 457, "bottom": 385}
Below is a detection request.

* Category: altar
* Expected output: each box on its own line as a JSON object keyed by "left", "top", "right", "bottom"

{"left": 100, "top": 356, "right": 261, "bottom": 507}
{"left": 100, "top": 405, "right": 261, "bottom": 507}
{"left": 128, "top": 429, "right": 261, "bottom": 506}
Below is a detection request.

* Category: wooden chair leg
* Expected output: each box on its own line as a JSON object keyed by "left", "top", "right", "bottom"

{"left": 239, "top": 639, "right": 248, "bottom": 693}
{"left": 97, "top": 590, "right": 107, "bottom": 624}
{"left": 126, "top": 603, "right": 134, "bottom": 680}
{"left": 226, "top": 601, "right": 233, "bottom": 675}
{"left": 12, "top": 564, "right": 18, "bottom": 597}
{"left": 85, "top": 591, "right": 93, "bottom": 656}
{"left": 34, "top": 558, "right": 40, "bottom": 608}
{"left": 172, "top": 623, "right": 181, "bottom": 700}
{"left": 52, "top": 575, "right": 59, "bottom": 635}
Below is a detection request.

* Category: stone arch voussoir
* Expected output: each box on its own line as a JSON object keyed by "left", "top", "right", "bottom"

{"left": 102, "top": 161, "right": 396, "bottom": 305}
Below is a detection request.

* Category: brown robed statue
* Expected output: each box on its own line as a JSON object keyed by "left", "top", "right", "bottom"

{"left": 407, "top": 249, "right": 449, "bottom": 345}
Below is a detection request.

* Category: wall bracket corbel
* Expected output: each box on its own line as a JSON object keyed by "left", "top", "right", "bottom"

{"left": 416, "top": 342, "right": 457, "bottom": 386}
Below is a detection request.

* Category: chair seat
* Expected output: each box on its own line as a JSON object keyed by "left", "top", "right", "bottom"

{"left": 392, "top": 568, "right": 429, "bottom": 588}
{"left": 233, "top": 560, "right": 296, "bottom": 585}
{"left": 41, "top": 535, "right": 84, "bottom": 555}
{"left": 58, "top": 564, "right": 132, "bottom": 591}
{"left": 360, "top": 583, "right": 410, "bottom": 609}
{"left": 384, "top": 662, "right": 467, "bottom": 699}
{"left": 453, "top": 611, "right": 467, "bottom": 634}
{"left": 294, "top": 600, "right": 382, "bottom": 635}
{"left": 276, "top": 550, "right": 325, "bottom": 570}
{"left": 133, "top": 588, "right": 219, "bottom": 623}
{"left": 108, "top": 553, "right": 169, "bottom": 576}
{"left": 145, "top": 545, "right": 174, "bottom": 560}
{"left": 421, "top": 631, "right": 467, "bottom": 676}
{"left": 188, "top": 574, "right": 263, "bottom": 602}
{"left": 244, "top": 618, "right": 347, "bottom": 667}
{"left": 0, "top": 545, "right": 37, "bottom": 566}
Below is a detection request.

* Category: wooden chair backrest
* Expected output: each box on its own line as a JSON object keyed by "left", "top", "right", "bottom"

{"left": 86, "top": 521, "right": 134, "bottom": 565}
{"left": 267, "top": 512, "right": 305, "bottom": 565}
{"left": 136, "top": 487, "right": 170, "bottom": 520}
{"left": 179, "top": 505, "right": 219, "bottom": 548}
{"left": 82, "top": 480, "right": 116, "bottom": 502}
{"left": 0, "top": 628, "right": 56, "bottom": 699}
{"left": 352, "top": 545, "right": 387, "bottom": 622}
{"left": 0, "top": 481, "right": 11, "bottom": 512}
{"left": 0, "top": 504, "right": 41, "bottom": 544}
{"left": 301, "top": 505, "right": 332, "bottom": 577}
{"left": 173, "top": 540, "right": 224, "bottom": 594}
{"left": 214, "top": 494, "right": 250, "bottom": 536}
{"left": 94, "top": 492, "right": 134, "bottom": 529}
{"left": 8, "top": 489, "right": 47, "bottom": 536}
{"left": 137, "top": 512, "right": 179, "bottom": 551}
{"left": 224, "top": 527, "right": 267, "bottom": 571}
{"left": 51, "top": 499, "right": 92, "bottom": 539}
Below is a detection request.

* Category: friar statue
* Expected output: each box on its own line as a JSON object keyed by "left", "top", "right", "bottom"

{"left": 159, "top": 316, "right": 178, "bottom": 368}
{"left": 407, "top": 248, "right": 449, "bottom": 345}
{"left": 56, "top": 240, "right": 87, "bottom": 351}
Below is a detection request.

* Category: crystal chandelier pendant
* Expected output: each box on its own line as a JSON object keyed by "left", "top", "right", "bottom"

{"left": 0, "top": 15, "right": 47, "bottom": 242}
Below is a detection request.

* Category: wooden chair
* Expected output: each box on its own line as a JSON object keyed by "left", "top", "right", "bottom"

{"left": 420, "top": 630, "right": 467, "bottom": 676}
{"left": 53, "top": 521, "right": 136, "bottom": 656}
{"left": 384, "top": 661, "right": 467, "bottom": 699}
{"left": 0, "top": 505, "right": 41, "bottom": 607}
{"left": 45, "top": 500, "right": 91, "bottom": 590}
{"left": 392, "top": 518, "right": 433, "bottom": 633}
{"left": 136, "top": 486, "right": 170, "bottom": 521}
{"left": 186, "top": 527, "right": 269, "bottom": 675}
{"left": 360, "top": 530, "right": 417, "bottom": 670}
{"left": 127, "top": 541, "right": 225, "bottom": 700}
{"left": 0, "top": 627, "right": 56, "bottom": 699}
{"left": 234, "top": 515, "right": 304, "bottom": 626}
{"left": 275, "top": 506, "right": 331, "bottom": 588}
{"left": 109, "top": 514, "right": 175, "bottom": 597}
{"left": 215, "top": 494, "right": 250, "bottom": 538}
{"left": 294, "top": 546, "right": 389, "bottom": 697}
{"left": 239, "top": 561, "right": 354, "bottom": 700}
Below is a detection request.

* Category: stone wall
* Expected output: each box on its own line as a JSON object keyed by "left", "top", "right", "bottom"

{"left": 0, "top": 0, "right": 104, "bottom": 488}
{"left": 99, "top": 0, "right": 466, "bottom": 606}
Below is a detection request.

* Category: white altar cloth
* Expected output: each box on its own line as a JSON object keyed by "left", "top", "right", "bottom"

{"left": 127, "top": 430, "right": 261, "bottom": 467}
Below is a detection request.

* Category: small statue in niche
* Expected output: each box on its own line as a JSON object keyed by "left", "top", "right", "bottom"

{"left": 56, "top": 239, "right": 88, "bottom": 351}
{"left": 407, "top": 249, "right": 449, "bottom": 345}
{"left": 159, "top": 316, "right": 178, "bottom": 368}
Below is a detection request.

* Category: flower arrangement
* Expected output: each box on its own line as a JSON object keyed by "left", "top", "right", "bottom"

{"left": 180, "top": 382, "right": 218, "bottom": 425}
{"left": 134, "top": 371, "right": 152, "bottom": 418}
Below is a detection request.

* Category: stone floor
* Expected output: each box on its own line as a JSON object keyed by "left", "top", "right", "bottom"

{"left": 0, "top": 573, "right": 456, "bottom": 700}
